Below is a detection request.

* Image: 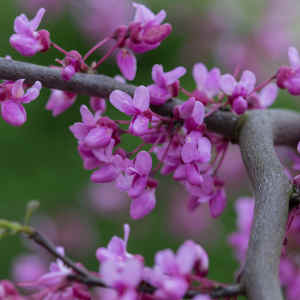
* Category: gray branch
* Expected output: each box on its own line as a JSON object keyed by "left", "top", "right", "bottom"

{"left": 1, "top": 58, "right": 300, "bottom": 300}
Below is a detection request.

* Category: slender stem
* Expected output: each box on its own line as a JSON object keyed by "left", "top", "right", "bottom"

{"left": 213, "top": 141, "right": 229, "bottom": 176}
{"left": 52, "top": 42, "right": 68, "bottom": 55}
{"left": 83, "top": 36, "right": 112, "bottom": 61}
{"left": 93, "top": 42, "right": 120, "bottom": 69}
{"left": 249, "top": 74, "right": 277, "bottom": 96}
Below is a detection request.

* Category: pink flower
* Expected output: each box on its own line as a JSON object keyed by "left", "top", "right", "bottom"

{"left": 37, "top": 247, "right": 72, "bottom": 287}
{"left": 10, "top": 8, "right": 51, "bottom": 56}
{"left": 96, "top": 224, "right": 142, "bottom": 264}
{"left": 70, "top": 105, "right": 120, "bottom": 169}
{"left": 148, "top": 64, "right": 186, "bottom": 105}
{"left": 128, "top": 3, "right": 172, "bottom": 53}
{"left": 248, "top": 83, "right": 278, "bottom": 109}
{"left": 112, "top": 3, "right": 171, "bottom": 80}
{"left": 192, "top": 63, "right": 221, "bottom": 104}
{"left": 110, "top": 86, "right": 152, "bottom": 136}
{"left": 46, "top": 90, "right": 77, "bottom": 116}
{"left": 0, "top": 79, "right": 41, "bottom": 126}
{"left": 181, "top": 131, "right": 211, "bottom": 164}
{"left": 126, "top": 151, "right": 157, "bottom": 219}
{"left": 220, "top": 70, "right": 256, "bottom": 114}
{"left": 277, "top": 47, "right": 300, "bottom": 95}
{"left": 146, "top": 241, "right": 209, "bottom": 299}
{"left": 174, "top": 97, "right": 205, "bottom": 131}
{"left": 100, "top": 258, "right": 143, "bottom": 300}
{"left": 57, "top": 50, "right": 83, "bottom": 81}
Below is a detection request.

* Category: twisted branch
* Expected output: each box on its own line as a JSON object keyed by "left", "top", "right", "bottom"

{"left": 1, "top": 58, "right": 300, "bottom": 299}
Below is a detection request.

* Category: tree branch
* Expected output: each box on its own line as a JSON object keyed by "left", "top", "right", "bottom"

{"left": 26, "top": 229, "right": 244, "bottom": 299}
{"left": 2, "top": 58, "right": 300, "bottom": 299}
{"left": 239, "top": 110, "right": 294, "bottom": 300}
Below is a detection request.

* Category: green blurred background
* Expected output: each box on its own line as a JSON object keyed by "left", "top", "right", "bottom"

{"left": 1, "top": 1, "right": 300, "bottom": 297}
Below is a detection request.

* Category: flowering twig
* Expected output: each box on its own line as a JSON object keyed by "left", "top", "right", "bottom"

{"left": 20, "top": 225, "right": 244, "bottom": 298}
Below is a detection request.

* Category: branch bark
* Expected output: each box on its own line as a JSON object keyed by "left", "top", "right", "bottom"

{"left": 1, "top": 58, "right": 300, "bottom": 299}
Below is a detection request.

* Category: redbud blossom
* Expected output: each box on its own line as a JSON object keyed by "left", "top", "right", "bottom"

{"left": 146, "top": 240, "right": 209, "bottom": 299}
{"left": 46, "top": 90, "right": 77, "bottom": 116}
{"left": 248, "top": 83, "right": 278, "bottom": 109}
{"left": 277, "top": 47, "right": 300, "bottom": 95}
{"left": 220, "top": 70, "right": 256, "bottom": 114}
{"left": 192, "top": 63, "right": 221, "bottom": 104}
{"left": 110, "top": 86, "right": 152, "bottom": 135}
{"left": 10, "top": 8, "right": 50, "bottom": 56}
{"left": 59, "top": 50, "right": 83, "bottom": 81}
{"left": 97, "top": 224, "right": 132, "bottom": 263}
{"left": 149, "top": 64, "right": 186, "bottom": 105}
{"left": 0, "top": 79, "right": 41, "bottom": 126}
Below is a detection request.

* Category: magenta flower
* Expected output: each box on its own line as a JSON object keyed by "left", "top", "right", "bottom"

{"left": 277, "top": 47, "right": 300, "bottom": 95}
{"left": 0, "top": 79, "right": 41, "bottom": 126}
{"left": 110, "top": 86, "right": 152, "bottom": 135}
{"left": 100, "top": 258, "right": 143, "bottom": 300}
{"left": 220, "top": 70, "right": 256, "bottom": 115}
{"left": 192, "top": 63, "right": 221, "bottom": 104}
{"left": 248, "top": 83, "right": 278, "bottom": 109}
{"left": 127, "top": 151, "right": 152, "bottom": 197}
{"left": 46, "top": 90, "right": 77, "bottom": 116}
{"left": 181, "top": 131, "right": 212, "bottom": 164}
{"left": 175, "top": 97, "right": 205, "bottom": 131}
{"left": 70, "top": 105, "right": 120, "bottom": 169}
{"left": 96, "top": 224, "right": 132, "bottom": 263}
{"left": 112, "top": 2, "right": 171, "bottom": 80}
{"left": 10, "top": 8, "right": 51, "bottom": 56}
{"left": 57, "top": 50, "right": 83, "bottom": 81}
{"left": 148, "top": 64, "right": 186, "bottom": 105}
{"left": 127, "top": 2, "right": 172, "bottom": 53}
{"left": 37, "top": 247, "right": 72, "bottom": 287}
{"left": 147, "top": 241, "right": 209, "bottom": 299}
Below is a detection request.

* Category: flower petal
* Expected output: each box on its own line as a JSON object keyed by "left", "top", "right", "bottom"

{"left": 110, "top": 90, "right": 135, "bottom": 115}
{"left": 130, "top": 188, "right": 156, "bottom": 219}
{"left": 220, "top": 74, "right": 236, "bottom": 95}
{"left": 1, "top": 100, "right": 26, "bottom": 126}
{"left": 116, "top": 49, "right": 137, "bottom": 81}
{"left": 193, "top": 63, "right": 208, "bottom": 90}
{"left": 133, "top": 86, "right": 150, "bottom": 112}
{"left": 288, "top": 47, "right": 300, "bottom": 69}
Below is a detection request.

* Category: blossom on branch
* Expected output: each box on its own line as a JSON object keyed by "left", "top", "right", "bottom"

{"left": 0, "top": 79, "right": 41, "bottom": 126}
{"left": 10, "top": 8, "right": 50, "bottom": 56}
{"left": 277, "top": 47, "right": 300, "bottom": 95}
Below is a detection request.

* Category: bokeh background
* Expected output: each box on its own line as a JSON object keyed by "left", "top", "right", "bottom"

{"left": 1, "top": 0, "right": 300, "bottom": 297}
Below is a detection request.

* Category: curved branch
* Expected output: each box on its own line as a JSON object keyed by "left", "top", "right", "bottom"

{"left": 239, "top": 110, "right": 293, "bottom": 300}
